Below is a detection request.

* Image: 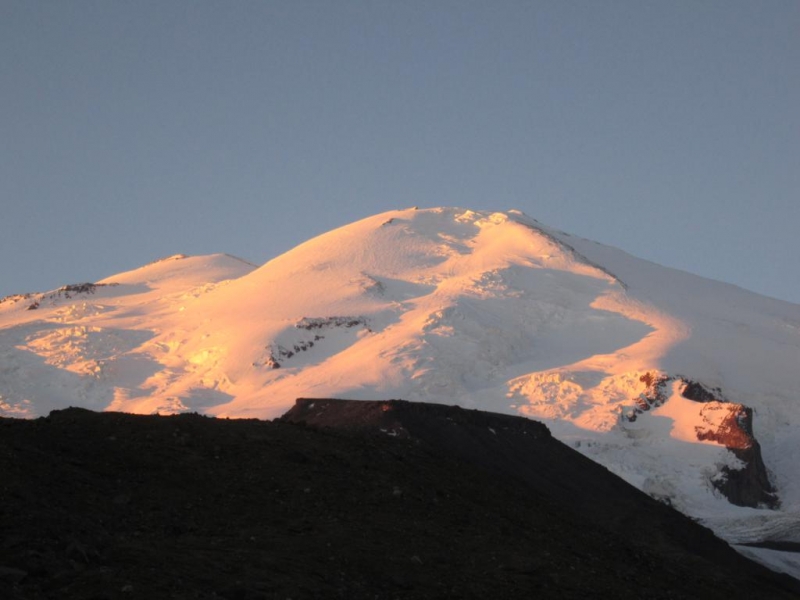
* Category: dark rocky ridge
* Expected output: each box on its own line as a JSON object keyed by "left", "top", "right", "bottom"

{"left": 1, "top": 402, "right": 798, "bottom": 599}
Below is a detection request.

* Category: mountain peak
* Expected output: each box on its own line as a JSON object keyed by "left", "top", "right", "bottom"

{"left": 1, "top": 207, "right": 799, "bottom": 575}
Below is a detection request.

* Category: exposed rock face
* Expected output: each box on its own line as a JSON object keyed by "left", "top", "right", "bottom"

{"left": 681, "top": 380, "right": 723, "bottom": 403}
{"left": 630, "top": 372, "right": 671, "bottom": 418}
{"left": 623, "top": 375, "right": 778, "bottom": 509}
{"left": 694, "top": 401, "right": 779, "bottom": 508}
{"left": 0, "top": 282, "right": 119, "bottom": 311}
{"left": 282, "top": 397, "right": 551, "bottom": 441}
{"left": 260, "top": 316, "right": 370, "bottom": 369}
{"left": 680, "top": 379, "right": 778, "bottom": 508}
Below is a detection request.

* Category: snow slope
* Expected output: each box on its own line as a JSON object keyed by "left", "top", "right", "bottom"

{"left": 1, "top": 207, "right": 799, "bottom": 573}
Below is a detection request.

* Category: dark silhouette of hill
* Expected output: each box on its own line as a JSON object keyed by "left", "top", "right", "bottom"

{"left": 1, "top": 401, "right": 797, "bottom": 599}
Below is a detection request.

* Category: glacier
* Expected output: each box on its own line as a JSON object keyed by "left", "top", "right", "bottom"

{"left": 1, "top": 207, "right": 799, "bottom": 576}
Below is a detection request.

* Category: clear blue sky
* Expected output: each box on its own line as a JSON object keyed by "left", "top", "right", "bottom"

{"left": 2, "top": 1, "right": 798, "bottom": 303}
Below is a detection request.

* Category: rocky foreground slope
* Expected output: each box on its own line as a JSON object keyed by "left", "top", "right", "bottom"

{"left": 1, "top": 400, "right": 798, "bottom": 600}
{"left": 2, "top": 207, "right": 799, "bottom": 570}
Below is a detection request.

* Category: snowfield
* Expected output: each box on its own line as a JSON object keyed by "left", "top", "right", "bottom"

{"left": 1, "top": 207, "right": 799, "bottom": 576}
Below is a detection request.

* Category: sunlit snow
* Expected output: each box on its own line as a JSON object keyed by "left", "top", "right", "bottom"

{"left": 1, "top": 207, "right": 799, "bottom": 576}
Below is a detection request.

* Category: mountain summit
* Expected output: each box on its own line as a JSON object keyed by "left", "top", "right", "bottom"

{"left": 1, "top": 207, "right": 799, "bottom": 573}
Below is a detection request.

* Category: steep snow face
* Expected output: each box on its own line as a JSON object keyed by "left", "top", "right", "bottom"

{"left": 183, "top": 208, "right": 658, "bottom": 421}
{"left": 1, "top": 207, "right": 799, "bottom": 571}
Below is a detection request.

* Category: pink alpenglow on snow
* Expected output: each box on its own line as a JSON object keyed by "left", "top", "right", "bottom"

{"left": 1, "top": 207, "right": 799, "bottom": 577}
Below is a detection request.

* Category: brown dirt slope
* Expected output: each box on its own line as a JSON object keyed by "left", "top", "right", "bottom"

{"left": 0, "top": 401, "right": 797, "bottom": 599}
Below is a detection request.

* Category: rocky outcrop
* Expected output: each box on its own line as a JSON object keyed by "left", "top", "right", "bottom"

{"left": 623, "top": 375, "right": 778, "bottom": 509}
{"left": 626, "top": 372, "right": 671, "bottom": 420}
{"left": 260, "top": 316, "right": 370, "bottom": 369}
{"left": 680, "top": 380, "right": 778, "bottom": 508}
{"left": 693, "top": 400, "right": 779, "bottom": 508}
{"left": 263, "top": 337, "right": 323, "bottom": 369}
{"left": 0, "top": 282, "right": 119, "bottom": 311}
{"left": 681, "top": 380, "right": 723, "bottom": 403}
{"left": 295, "top": 316, "right": 369, "bottom": 331}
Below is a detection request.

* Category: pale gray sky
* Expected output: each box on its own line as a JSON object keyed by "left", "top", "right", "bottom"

{"left": 2, "top": 1, "right": 798, "bottom": 303}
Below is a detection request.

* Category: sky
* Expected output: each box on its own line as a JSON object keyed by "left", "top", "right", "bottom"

{"left": 1, "top": 1, "right": 798, "bottom": 304}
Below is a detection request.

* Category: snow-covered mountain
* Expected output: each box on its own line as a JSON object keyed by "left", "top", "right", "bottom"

{"left": 2, "top": 207, "right": 799, "bottom": 574}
